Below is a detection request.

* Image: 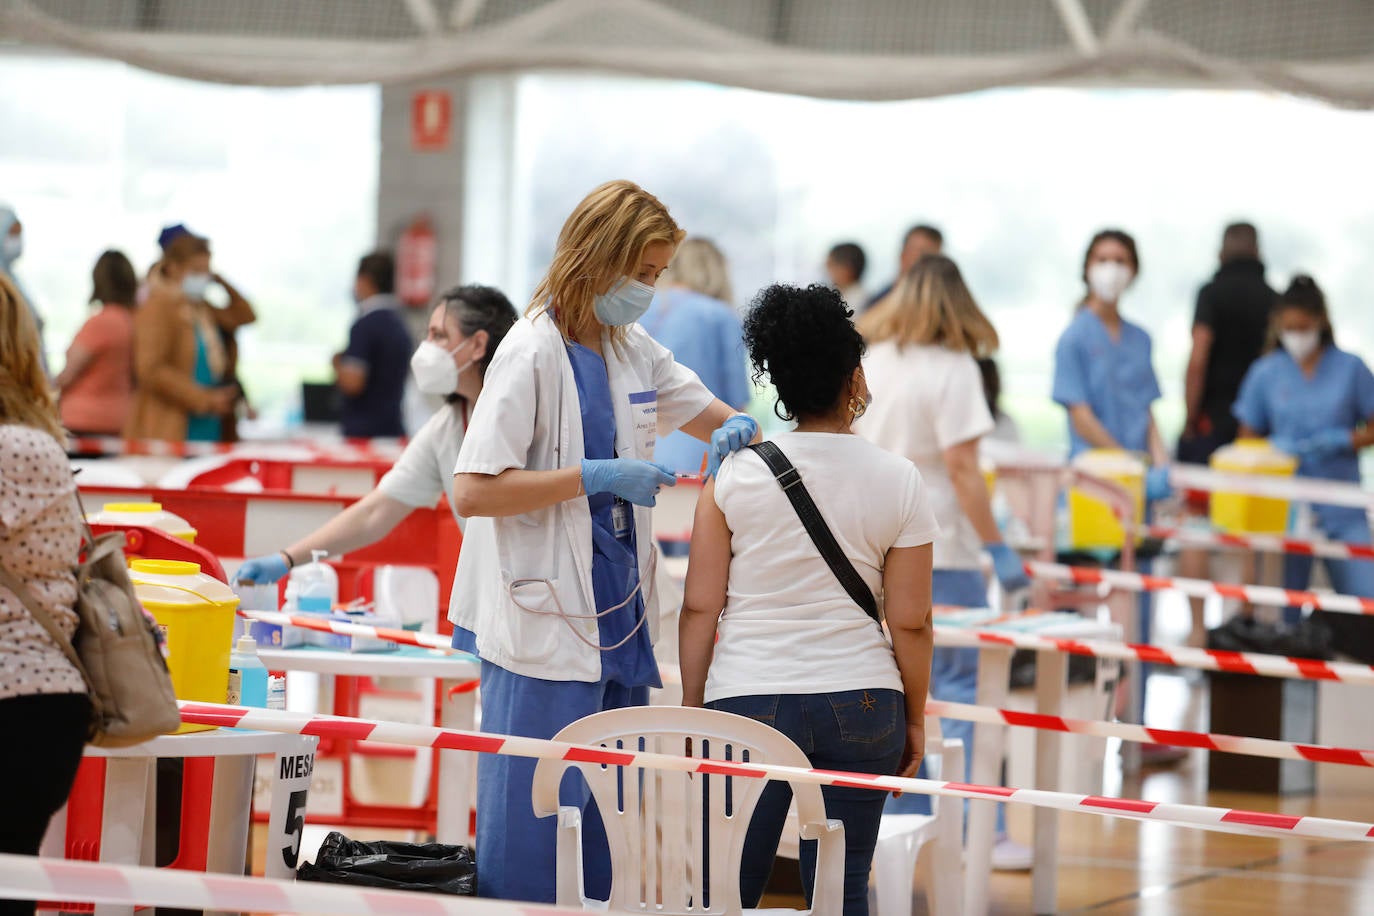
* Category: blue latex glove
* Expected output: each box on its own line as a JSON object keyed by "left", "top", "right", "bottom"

{"left": 1298, "top": 428, "right": 1354, "bottom": 460}
{"left": 1269, "top": 435, "right": 1300, "bottom": 457}
{"left": 706, "top": 414, "right": 759, "bottom": 479}
{"left": 1146, "top": 466, "right": 1173, "bottom": 502}
{"left": 236, "top": 553, "right": 289, "bottom": 585}
{"left": 986, "top": 542, "right": 1030, "bottom": 593}
{"left": 581, "top": 458, "right": 675, "bottom": 507}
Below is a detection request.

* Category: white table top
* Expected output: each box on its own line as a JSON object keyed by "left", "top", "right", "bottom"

{"left": 84, "top": 729, "right": 317, "bottom": 758}
{"left": 258, "top": 645, "right": 481, "bottom": 678}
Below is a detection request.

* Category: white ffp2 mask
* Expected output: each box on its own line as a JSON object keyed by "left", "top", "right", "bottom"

{"left": 410, "top": 339, "right": 472, "bottom": 395}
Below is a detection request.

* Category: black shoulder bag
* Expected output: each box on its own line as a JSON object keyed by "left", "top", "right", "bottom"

{"left": 747, "top": 441, "right": 880, "bottom": 624}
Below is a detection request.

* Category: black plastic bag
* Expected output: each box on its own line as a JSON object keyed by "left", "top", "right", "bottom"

{"left": 1206, "top": 614, "right": 1333, "bottom": 660}
{"left": 297, "top": 831, "right": 477, "bottom": 896}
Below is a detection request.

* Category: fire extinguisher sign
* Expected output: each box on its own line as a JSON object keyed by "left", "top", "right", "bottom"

{"left": 411, "top": 90, "right": 451, "bottom": 152}
{"left": 398, "top": 217, "right": 438, "bottom": 306}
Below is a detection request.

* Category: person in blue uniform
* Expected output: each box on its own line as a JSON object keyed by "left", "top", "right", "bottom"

{"left": 1234, "top": 275, "right": 1374, "bottom": 661}
{"left": 447, "top": 180, "right": 758, "bottom": 903}
{"left": 640, "top": 238, "right": 751, "bottom": 475}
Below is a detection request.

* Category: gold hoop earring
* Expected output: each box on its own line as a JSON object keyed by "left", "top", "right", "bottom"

{"left": 848, "top": 395, "right": 868, "bottom": 420}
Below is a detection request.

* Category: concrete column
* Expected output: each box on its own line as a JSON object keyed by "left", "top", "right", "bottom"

{"left": 376, "top": 74, "right": 469, "bottom": 312}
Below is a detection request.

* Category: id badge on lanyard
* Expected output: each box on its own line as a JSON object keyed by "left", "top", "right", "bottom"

{"left": 611, "top": 498, "right": 632, "bottom": 539}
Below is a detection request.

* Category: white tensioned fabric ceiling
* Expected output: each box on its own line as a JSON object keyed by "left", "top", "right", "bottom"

{"left": 2, "top": 0, "right": 1374, "bottom": 106}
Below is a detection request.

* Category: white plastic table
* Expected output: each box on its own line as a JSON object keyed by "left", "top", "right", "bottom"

{"left": 41, "top": 729, "right": 318, "bottom": 916}
{"left": 258, "top": 646, "right": 481, "bottom": 844}
{"left": 938, "top": 611, "right": 1120, "bottom": 916}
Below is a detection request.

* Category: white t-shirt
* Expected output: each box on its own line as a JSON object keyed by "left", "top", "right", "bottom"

{"left": 703, "top": 432, "right": 940, "bottom": 704}
{"left": 855, "top": 341, "right": 994, "bottom": 570}
{"left": 377, "top": 400, "right": 469, "bottom": 528}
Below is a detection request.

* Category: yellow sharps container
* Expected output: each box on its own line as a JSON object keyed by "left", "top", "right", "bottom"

{"left": 129, "top": 560, "right": 239, "bottom": 733}
{"left": 1209, "top": 438, "right": 1299, "bottom": 535}
{"left": 86, "top": 502, "right": 199, "bottom": 543}
{"left": 1069, "top": 450, "right": 1145, "bottom": 550}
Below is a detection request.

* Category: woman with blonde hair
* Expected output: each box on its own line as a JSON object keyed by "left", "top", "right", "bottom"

{"left": 855, "top": 254, "right": 1033, "bottom": 868}
{"left": 449, "top": 180, "right": 757, "bottom": 902}
{"left": 125, "top": 232, "right": 255, "bottom": 442}
{"left": 640, "top": 237, "right": 751, "bottom": 474}
{"left": 0, "top": 276, "right": 91, "bottom": 914}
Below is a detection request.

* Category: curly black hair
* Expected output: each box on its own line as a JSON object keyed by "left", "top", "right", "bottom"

{"left": 742, "top": 283, "right": 865, "bottom": 422}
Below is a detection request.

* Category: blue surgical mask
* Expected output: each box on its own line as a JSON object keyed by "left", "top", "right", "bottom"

{"left": 182, "top": 272, "right": 211, "bottom": 300}
{"left": 3, "top": 234, "right": 21, "bottom": 263}
{"left": 593, "top": 278, "right": 655, "bottom": 327}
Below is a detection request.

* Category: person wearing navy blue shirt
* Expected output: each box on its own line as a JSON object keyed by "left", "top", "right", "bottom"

{"left": 1234, "top": 275, "right": 1374, "bottom": 661}
{"left": 334, "top": 251, "right": 413, "bottom": 438}
{"left": 863, "top": 224, "right": 943, "bottom": 312}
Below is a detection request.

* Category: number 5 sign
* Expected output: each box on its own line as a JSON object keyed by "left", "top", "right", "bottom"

{"left": 264, "top": 737, "right": 319, "bottom": 878}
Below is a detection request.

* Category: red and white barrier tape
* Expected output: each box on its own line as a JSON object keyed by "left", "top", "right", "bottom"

{"left": 933, "top": 622, "right": 1374, "bottom": 685}
{"left": 0, "top": 853, "right": 566, "bottom": 915}
{"left": 1145, "top": 524, "right": 1374, "bottom": 563}
{"left": 239, "top": 610, "right": 477, "bottom": 659}
{"left": 925, "top": 699, "right": 1374, "bottom": 767}
{"left": 66, "top": 435, "right": 407, "bottom": 462}
{"left": 177, "top": 701, "right": 1374, "bottom": 842}
{"left": 1027, "top": 559, "right": 1374, "bottom": 615}
{"left": 1169, "top": 464, "right": 1374, "bottom": 511}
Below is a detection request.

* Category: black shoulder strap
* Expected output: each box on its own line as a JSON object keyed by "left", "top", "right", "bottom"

{"left": 747, "top": 441, "right": 880, "bottom": 624}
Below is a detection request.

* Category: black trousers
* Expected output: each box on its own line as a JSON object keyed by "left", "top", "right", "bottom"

{"left": 0, "top": 693, "right": 90, "bottom": 916}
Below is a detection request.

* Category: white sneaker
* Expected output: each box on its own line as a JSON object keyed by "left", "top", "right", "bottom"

{"left": 991, "top": 836, "right": 1033, "bottom": 871}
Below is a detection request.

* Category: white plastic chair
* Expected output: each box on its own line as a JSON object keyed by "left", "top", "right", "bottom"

{"left": 771, "top": 736, "right": 964, "bottom": 915}
{"left": 531, "top": 706, "right": 844, "bottom": 915}
{"left": 869, "top": 737, "right": 964, "bottom": 916}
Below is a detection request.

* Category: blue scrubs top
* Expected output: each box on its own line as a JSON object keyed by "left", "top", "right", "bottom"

{"left": 186, "top": 327, "right": 222, "bottom": 442}
{"left": 641, "top": 289, "right": 749, "bottom": 474}
{"left": 1233, "top": 344, "right": 1374, "bottom": 529}
{"left": 565, "top": 342, "right": 660, "bottom": 688}
{"left": 1052, "top": 308, "right": 1161, "bottom": 458}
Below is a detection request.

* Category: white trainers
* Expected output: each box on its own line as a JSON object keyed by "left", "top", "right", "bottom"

{"left": 991, "top": 836, "right": 1033, "bottom": 871}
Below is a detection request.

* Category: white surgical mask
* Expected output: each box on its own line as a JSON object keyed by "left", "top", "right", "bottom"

{"left": 593, "top": 277, "right": 655, "bottom": 326}
{"left": 410, "top": 338, "right": 472, "bottom": 395}
{"left": 182, "top": 272, "right": 211, "bottom": 300}
{"left": 1280, "top": 329, "right": 1321, "bottom": 363}
{"left": 2, "top": 234, "right": 21, "bottom": 263}
{"left": 1087, "top": 261, "right": 1132, "bottom": 304}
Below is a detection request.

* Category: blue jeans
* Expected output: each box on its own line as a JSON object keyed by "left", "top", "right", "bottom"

{"left": 708, "top": 689, "right": 905, "bottom": 916}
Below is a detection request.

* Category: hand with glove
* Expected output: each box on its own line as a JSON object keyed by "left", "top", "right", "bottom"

{"left": 1297, "top": 428, "right": 1354, "bottom": 460}
{"left": 236, "top": 553, "right": 290, "bottom": 585}
{"left": 581, "top": 458, "right": 676, "bottom": 507}
{"left": 1146, "top": 465, "right": 1173, "bottom": 502}
{"left": 706, "top": 414, "right": 759, "bottom": 479}
{"left": 986, "top": 542, "right": 1030, "bottom": 593}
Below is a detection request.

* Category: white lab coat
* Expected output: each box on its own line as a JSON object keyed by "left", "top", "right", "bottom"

{"left": 448, "top": 310, "right": 713, "bottom": 682}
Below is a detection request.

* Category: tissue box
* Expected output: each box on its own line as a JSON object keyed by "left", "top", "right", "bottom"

{"left": 249, "top": 619, "right": 306, "bottom": 650}
{"left": 306, "top": 611, "right": 399, "bottom": 653}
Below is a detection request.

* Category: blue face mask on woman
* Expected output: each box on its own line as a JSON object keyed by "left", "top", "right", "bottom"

{"left": 593, "top": 278, "right": 655, "bottom": 327}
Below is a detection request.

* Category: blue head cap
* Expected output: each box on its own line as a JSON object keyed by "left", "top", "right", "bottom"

{"left": 158, "top": 223, "right": 190, "bottom": 250}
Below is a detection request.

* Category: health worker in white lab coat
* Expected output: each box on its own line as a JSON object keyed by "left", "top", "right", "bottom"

{"left": 233, "top": 285, "right": 517, "bottom": 581}
{"left": 448, "top": 180, "right": 758, "bottom": 904}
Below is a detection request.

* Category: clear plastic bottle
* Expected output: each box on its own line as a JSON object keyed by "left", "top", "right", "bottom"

{"left": 291, "top": 549, "right": 338, "bottom": 614}
{"left": 228, "top": 635, "right": 269, "bottom": 708}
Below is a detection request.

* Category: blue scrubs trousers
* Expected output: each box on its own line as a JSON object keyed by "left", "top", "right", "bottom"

{"left": 452, "top": 341, "right": 660, "bottom": 902}
{"left": 1284, "top": 505, "right": 1374, "bottom": 660}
